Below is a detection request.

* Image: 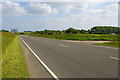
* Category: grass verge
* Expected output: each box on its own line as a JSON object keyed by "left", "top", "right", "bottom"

{"left": 2, "top": 32, "right": 29, "bottom": 78}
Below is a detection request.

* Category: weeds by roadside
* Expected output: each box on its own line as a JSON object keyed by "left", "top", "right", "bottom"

{"left": 2, "top": 32, "right": 29, "bottom": 78}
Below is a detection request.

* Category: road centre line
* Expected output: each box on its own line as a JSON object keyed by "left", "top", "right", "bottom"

{"left": 58, "top": 44, "right": 69, "bottom": 47}
{"left": 110, "top": 56, "right": 120, "bottom": 60}
{"left": 20, "top": 37, "right": 60, "bottom": 80}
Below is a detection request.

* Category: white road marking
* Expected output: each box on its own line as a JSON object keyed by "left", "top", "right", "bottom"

{"left": 110, "top": 57, "right": 120, "bottom": 60}
{"left": 58, "top": 44, "right": 69, "bottom": 47}
{"left": 20, "top": 37, "right": 60, "bottom": 80}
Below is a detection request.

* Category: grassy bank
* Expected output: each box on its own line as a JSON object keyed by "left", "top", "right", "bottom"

{"left": 2, "top": 32, "right": 29, "bottom": 78}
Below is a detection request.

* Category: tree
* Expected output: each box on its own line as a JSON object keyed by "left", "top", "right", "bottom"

{"left": 91, "top": 26, "right": 119, "bottom": 34}
{"left": 1, "top": 30, "right": 9, "bottom": 32}
{"left": 65, "top": 28, "right": 79, "bottom": 34}
{"left": 80, "top": 29, "right": 86, "bottom": 34}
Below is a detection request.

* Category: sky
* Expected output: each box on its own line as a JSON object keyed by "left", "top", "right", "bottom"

{"left": 0, "top": 0, "right": 119, "bottom": 32}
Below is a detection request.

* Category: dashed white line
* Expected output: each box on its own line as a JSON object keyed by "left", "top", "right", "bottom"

{"left": 58, "top": 44, "right": 69, "bottom": 47}
{"left": 110, "top": 56, "right": 120, "bottom": 60}
{"left": 20, "top": 37, "right": 60, "bottom": 80}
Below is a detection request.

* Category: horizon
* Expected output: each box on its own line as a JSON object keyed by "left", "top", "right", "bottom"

{"left": 1, "top": 26, "right": 119, "bottom": 32}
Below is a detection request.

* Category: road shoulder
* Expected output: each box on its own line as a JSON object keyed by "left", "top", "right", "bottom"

{"left": 19, "top": 37, "right": 53, "bottom": 78}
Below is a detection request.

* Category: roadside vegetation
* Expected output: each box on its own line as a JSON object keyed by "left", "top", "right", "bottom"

{"left": 22, "top": 26, "right": 120, "bottom": 48}
{"left": 2, "top": 32, "right": 29, "bottom": 78}
{"left": 30, "top": 34, "right": 118, "bottom": 41}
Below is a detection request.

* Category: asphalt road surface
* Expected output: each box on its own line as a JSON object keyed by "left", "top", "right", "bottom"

{"left": 20, "top": 36, "right": 118, "bottom": 79}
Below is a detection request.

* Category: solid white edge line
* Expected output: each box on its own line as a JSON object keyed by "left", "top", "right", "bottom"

{"left": 20, "top": 36, "right": 60, "bottom": 80}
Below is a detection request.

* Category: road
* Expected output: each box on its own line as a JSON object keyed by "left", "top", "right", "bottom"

{"left": 20, "top": 36, "right": 118, "bottom": 79}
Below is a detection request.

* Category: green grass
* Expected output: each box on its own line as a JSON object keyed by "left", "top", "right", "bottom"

{"left": 94, "top": 41, "right": 120, "bottom": 48}
{"left": 2, "top": 32, "right": 17, "bottom": 54}
{"left": 2, "top": 32, "right": 29, "bottom": 78}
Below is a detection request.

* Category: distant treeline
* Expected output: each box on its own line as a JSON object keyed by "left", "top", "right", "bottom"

{"left": 0, "top": 30, "right": 9, "bottom": 32}
{"left": 23, "top": 26, "right": 120, "bottom": 35}
{"left": 1, "top": 26, "right": 120, "bottom": 34}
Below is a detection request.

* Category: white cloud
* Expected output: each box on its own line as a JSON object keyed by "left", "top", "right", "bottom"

{"left": 2, "top": 2, "right": 88, "bottom": 16}
{"left": 2, "top": 1, "right": 26, "bottom": 16}
{"left": 2, "top": 2, "right": 118, "bottom": 31}
{"left": 2, "top": 0, "right": 119, "bottom": 2}
{"left": 0, "top": 3, "right": 2, "bottom": 15}
{"left": 83, "top": 0, "right": 119, "bottom": 2}
{"left": 104, "top": 3, "right": 118, "bottom": 18}
{"left": 86, "top": 9, "right": 104, "bottom": 14}
{"left": 25, "top": 3, "right": 58, "bottom": 16}
{"left": 119, "top": 2, "right": 120, "bottom": 26}
{"left": 2, "top": 2, "right": 58, "bottom": 16}
{"left": 52, "top": 3, "right": 88, "bottom": 13}
{"left": 0, "top": 3, "right": 2, "bottom": 24}
{"left": 34, "top": 3, "right": 118, "bottom": 30}
{"left": 72, "top": 3, "right": 88, "bottom": 10}
{"left": 106, "top": 3, "right": 118, "bottom": 11}
{"left": 52, "top": 8, "right": 59, "bottom": 14}
{"left": 0, "top": 3, "right": 2, "bottom": 11}
{"left": 25, "top": 3, "right": 52, "bottom": 16}
{"left": 84, "top": 3, "right": 118, "bottom": 17}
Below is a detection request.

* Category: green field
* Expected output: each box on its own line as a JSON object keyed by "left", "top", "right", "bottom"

{"left": 2, "top": 32, "right": 29, "bottom": 78}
